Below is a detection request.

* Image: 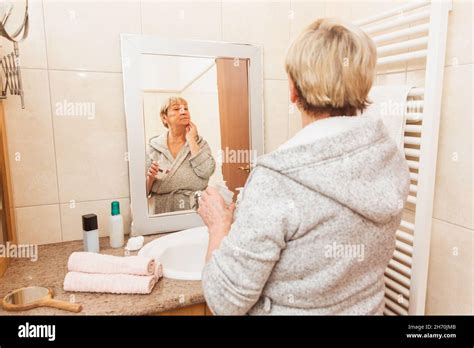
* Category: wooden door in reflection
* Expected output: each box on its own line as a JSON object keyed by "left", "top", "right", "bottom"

{"left": 216, "top": 58, "right": 251, "bottom": 199}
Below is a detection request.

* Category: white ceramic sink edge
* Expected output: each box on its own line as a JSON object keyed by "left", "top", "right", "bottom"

{"left": 138, "top": 226, "right": 209, "bottom": 280}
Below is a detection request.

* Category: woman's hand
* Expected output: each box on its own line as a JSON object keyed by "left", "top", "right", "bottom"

{"left": 197, "top": 187, "right": 236, "bottom": 261}
{"left": 185, "top": 121, "right": 199, "bottom": 143}
{"left": 186, "top": 121, "right": 200, "bottom": 156}
{"left": 146, "top": 161, "right": 159, "bottom": 194}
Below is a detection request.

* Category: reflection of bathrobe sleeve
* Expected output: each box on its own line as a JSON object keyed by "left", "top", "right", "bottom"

{"left": 189, "top": 140, "right": 216, "bottom": 180}
{"left": 145, "top": 146, "right": 152, "bottom": 171}
{"left": 146, "top": 146, "right": 162, "bottom": 195}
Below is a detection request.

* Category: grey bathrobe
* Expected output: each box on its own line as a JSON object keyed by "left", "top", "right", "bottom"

{"left": 147, "top": 132, "right": 216, "bottom": 214}
{"left": 201, "top": 116, "right": 410, "bottom": 315}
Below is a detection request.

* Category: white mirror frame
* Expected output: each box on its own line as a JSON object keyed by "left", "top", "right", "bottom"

{"left": 120, "top": 34, "right": 264, "bottom": 236}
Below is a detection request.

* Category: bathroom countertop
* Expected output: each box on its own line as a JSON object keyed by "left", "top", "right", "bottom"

{"left": 0, "top": 235, "right": 205, "bottom": 315}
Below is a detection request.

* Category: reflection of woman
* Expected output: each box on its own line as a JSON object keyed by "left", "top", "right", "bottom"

{"left": 146, "top": 97, "right": 215, "bottom": 214}
{"left": 198, "top": 19, "right": 410, "bottom": 315}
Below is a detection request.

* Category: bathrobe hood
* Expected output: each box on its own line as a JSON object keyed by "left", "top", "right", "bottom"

{"left": 256, "top": 116, "right": 410, "bottom": 225}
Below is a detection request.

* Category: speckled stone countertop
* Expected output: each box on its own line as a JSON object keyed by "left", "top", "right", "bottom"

{"left": 0, "top": 235, "right": 205, "bottom": 315}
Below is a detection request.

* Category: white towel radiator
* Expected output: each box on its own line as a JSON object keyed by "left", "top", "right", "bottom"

{"left": 354, "top": 0, "right": 453, "bottom": 315}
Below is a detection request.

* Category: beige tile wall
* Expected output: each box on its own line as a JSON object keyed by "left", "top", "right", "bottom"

{"left": 1, "top": 0, "right": 472, "bottom": 314}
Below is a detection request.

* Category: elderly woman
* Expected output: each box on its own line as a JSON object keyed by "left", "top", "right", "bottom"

{"left": 197, "top": 18, "right": 410, "bottom": 315}
{"left": 146, "top": 97, "right": 215, "bottom": 214}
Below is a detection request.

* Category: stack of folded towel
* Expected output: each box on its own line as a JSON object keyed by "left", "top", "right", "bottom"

{"left": 63, "top": 252, "right": 163, "bottom": 294}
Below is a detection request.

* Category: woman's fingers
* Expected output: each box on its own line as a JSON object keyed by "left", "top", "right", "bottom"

{"left": 197, "top": 192, "right": 233, "bottom": 234}
{"left": 148, "top": 168, "right": 158, "bottom": 177}
{"left": 198, "top": 201, "right": 215, "bottom": 223}
{"left": 205, "top": 186, "right": 219, "bottom": 196}
{"left": 199, "top": 191, "right": 218, "bottom": 211}
{"left": 205, "top": 187, "right": 226, "bottom": 206}
{"left": 201, "top": 188, "right": 226, "bottom": 206}
{"left": 197, "top": 198, "right": 211, "bottom": 221}
{"left": 200, "top": 190, "right": 209, "bottom": 202}
{"left": 148, "top": 162, "right": 159, "bottom": 174}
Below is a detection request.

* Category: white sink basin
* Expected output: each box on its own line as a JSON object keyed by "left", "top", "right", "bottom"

{"left": 138, "top": 226, "right": 209, "bottom": 280}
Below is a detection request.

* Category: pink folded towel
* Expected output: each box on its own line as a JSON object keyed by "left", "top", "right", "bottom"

{"left": 68, "top": 252, "right": 156, "bottom": 276}
{"left": 64, "top": 252, "right": 163, "bottom": 294}
{"left": 64, "top": 272, "right": 157, "bottom": 294}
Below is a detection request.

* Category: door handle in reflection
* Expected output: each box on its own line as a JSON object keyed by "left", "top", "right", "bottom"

{"left": 238, "top": 165, "right": 251, "bottom": 173}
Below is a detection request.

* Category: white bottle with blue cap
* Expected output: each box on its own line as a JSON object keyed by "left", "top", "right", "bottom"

{"left": 109, "top": 201, "right": 124, "bottom": 248}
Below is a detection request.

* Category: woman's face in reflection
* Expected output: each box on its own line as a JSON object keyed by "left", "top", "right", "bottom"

{"left": 166, "top": 102, "right": 190, "bottom": 129}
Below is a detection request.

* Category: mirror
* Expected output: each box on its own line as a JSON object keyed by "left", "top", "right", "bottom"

{"left": 121, "top": 35, "right": 263, "bottom": 235}
{"left": 2, "top": 286, "right": 82, "bottom": 313}
{"left": 0, "top": 0, "right": 29, "bottom": 42}
{"left": 142, "top": 55, "right": 251, "bottom": 216}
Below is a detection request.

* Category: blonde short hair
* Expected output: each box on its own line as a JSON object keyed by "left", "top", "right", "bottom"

{"left": 159, "top": 97, "right": 188, "bottom": 128}
{"left": 285, "top": 18, "right": 377, "bottom": 116}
